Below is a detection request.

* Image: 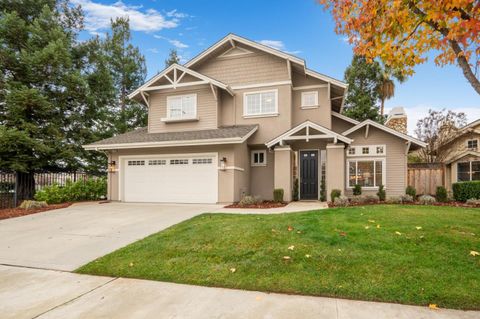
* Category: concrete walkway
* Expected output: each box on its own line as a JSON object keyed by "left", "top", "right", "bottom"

{"left": 1, "top": 265, "right": 477, "bottom": 319}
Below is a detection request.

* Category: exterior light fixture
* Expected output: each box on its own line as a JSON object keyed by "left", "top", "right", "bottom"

{"left": 220, "top": 157, "right": 227, "bottom": 170}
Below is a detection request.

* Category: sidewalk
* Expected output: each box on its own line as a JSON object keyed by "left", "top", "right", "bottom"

{"left": 1, "top": 265, "right": 477, "bottom": 319}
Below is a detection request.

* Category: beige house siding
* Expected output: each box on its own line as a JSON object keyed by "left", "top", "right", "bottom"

{"left": 148, "top": 85, "right": 217, "bottom": 133}
{"left": 439, "top": 130, "right": 480, "bottom": 163}
{"left": 106, "top": 143, "right": 250, "bottom": 203}
{"left": 291, "top": 87, "right": 331, "bottom": 129}
{"left": 292, "top": 71, "right": 328, "bottom": 87}
{"left": 346, "top": 126, "right": 407, "bottom": 197}
{"left": 249, "top": 148, "right": 275, "bottom": 200}
{"left": 331, "top": 115, "right": 356, "bottom": 134}
{"left": 194, "top": 47, "right": 289, "bottom": 86}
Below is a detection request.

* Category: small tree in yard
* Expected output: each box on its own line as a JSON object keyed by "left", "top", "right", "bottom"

{"left": 415, "top": 109, "right": 467, "bottom": 163}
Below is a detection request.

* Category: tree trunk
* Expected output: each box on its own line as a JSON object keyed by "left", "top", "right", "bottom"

{"left": 448, "top": 40, "right": 480, "bottom": 95}
{"left": 380, "top": 98, "right": 385, "bottom": 117}
{"left": 15, "top": 171, "right": 36, "bottom": 205}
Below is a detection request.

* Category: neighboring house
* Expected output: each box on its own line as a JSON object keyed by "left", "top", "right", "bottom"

{"left": 84, "top": 34, "right": 426, "bottom": 204}
{"left": 437, "top": 119, "right": 480, "bottom": 191}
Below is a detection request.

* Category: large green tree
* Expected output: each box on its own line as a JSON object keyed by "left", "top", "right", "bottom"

{"left": 343, "top": 55, "right": 383, "bottom": 122}
{"left": 103, "top": 17, "right": 147, "bottom": 134}
{"left": 165, "top": 48, "right": 180, "bottom": 68}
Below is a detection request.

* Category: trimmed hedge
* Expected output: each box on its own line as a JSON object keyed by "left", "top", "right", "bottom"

{"left": 34, "top": 178, "right": 107, "bottom": 204}
{"left": 452, "top": 181, "right": 480, "bottom": 202}
{"left": 273, "top": 188, "right": 284, "bottom": 202}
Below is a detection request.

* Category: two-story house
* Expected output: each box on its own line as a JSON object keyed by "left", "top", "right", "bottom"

{"left": 84, "top": 34, "right": 426, "bottom": 204}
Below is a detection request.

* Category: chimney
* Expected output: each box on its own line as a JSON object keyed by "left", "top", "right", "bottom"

{"left": 385, "top": 107, "right": 407, "bottom": 134}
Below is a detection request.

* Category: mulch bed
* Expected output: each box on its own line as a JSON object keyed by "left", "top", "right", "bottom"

{"left": 328, "top": 201, "right": 480, "bottom": 208}
{"left": 0, "top": 203, "right": 72, "bottom": 220}
{"left": 225, "top": 201, "right": 288, "bottom": 209}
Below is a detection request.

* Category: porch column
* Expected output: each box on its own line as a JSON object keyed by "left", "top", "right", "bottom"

{"left": 326, "top": 143, "right": 345, "bottom": 201}
{"left": 274, "top": 146, "right": 293, "bottom": 202}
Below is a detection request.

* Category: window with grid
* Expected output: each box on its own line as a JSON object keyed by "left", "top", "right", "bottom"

{"left": 301, "top": 91, "right": 318, "bottom": 108}
{"left": 170, "top": 159, "right": 189, "bottom": 165}
{"left": 148, "top": 159, "right": 166, "bottom": 166}
{"left": 244, "top": 90, "right": 277, "bottom": 116}
{"left": 167, "top": 94, "right": 196, "bottom": 119}
{"left": 128, "top": 160, "right": 145, "bottom": 166}
{"left": 467, "top": 139, "right": 478, "bottom": 150}
{"left": 192, "top": 158, "right": 213, "bottom": 164}
{"left": 251, "top": 150, "right": 267, "bottom": 166}
{"left": 458, "top": 161, "right": 480, "bottom": 181}
{"left": 348, "top": 160, "right": 384, "bottom": 188}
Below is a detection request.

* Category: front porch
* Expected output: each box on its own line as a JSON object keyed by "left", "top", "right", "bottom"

{"left": 266, "top": 121, "right": 352, "bottom": 202}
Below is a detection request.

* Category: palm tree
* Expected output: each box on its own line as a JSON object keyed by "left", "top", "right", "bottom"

{"left": 378, "top": 67, "right": 405, "bottom": 117}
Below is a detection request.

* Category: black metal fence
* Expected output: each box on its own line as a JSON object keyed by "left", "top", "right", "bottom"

{"left": 0, "top": 170, "right": 105, "bottom": 209}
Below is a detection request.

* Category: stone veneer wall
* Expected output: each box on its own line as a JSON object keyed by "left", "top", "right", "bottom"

{"left": 385, "top": 117, "right": 407, "bottom": 134}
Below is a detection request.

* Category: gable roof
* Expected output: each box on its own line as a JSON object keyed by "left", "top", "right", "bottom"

{"left": 445, "top": 150, "right": 480, "bottom": 164}
{"left": 84, "top": 125, "right": 258, "bottom": 150}
{"left": 342, "top": 119, "right": 427, "bottom": 148}
{"left": 128, "top": 63, "right": 233, "bottom": 102}
{"left": 266, "top": 120, "right": 352, "bottom": 148}
{"left": 332, "top": 111, "right": 360, "bottom": 125}
{"left": 436, "top": 119, "right": 480, "bottom": 150}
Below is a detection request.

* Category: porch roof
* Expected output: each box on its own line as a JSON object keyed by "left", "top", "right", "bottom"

{"left": 265, "top": 120, "right": 353, "bottom": 148}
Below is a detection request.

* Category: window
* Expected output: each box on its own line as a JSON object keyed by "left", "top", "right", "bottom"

{"left": 362, "top": 147, "right": 369, "bottom": 154}
{"left": 192, "top": 158, "right": 213, "bottom": 164}
{"left": 148, "top": 159, "right": 166, "bottom": 166}
{"left": 244, "top": 90, "right": 277, "bottom": 116}
{"left": 128, "top": 160, "right": 145, "bottom": 166}
{"left": 348, "top": 148, "right": 355, "bottom": 155}
{"left": 251, "top": 150, "right": 267, "bottom": 166}
{"left": 301, "top": 91, "right": 318, "bottom": 108}
{"left": 458, "top": 161, "right": 480, "bottom": 181}
{"left": 170, "top": 159, "right": 188, "bottom": 165}
{"left": 348, "top": 160, "right": 384, "bottom": 188}
{"left": 467, "top": 139, "right": 478, "bottom": 150}
{"left": 376, "top": 146, "right": 384, "bottom": 154}
{"left": 347, "top": 145, "right": 386, "bottom": 157}
{"left": 166, "top": 94, "right": 197, "bottom": 120}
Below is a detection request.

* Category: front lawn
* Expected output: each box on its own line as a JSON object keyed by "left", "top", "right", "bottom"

{"left": 77, "top": 205, "right": 480, "bottom": 310}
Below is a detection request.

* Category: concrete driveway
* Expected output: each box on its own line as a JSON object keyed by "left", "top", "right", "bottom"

{"left": 0, "top": 202, "right": 221, "bottom": 271}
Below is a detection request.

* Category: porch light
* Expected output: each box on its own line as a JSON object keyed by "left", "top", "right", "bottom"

{"left": 220, "top": 157, "right": 227, "bottom": 170}
{"left": 108, "top": 160, "right": 116, "bottom": 172}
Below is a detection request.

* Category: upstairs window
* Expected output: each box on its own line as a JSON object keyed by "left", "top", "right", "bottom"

{"left": 244, "top": 90, "right": 278, "bottom": 117}
{"left": 467, "top": 139, "right": 478, "bottom": 150}
{"left": 166, "top": 94, "right": 197, "bottom": 120}
{"left": 301, "top": 91, "right": 318, "bottom": 108}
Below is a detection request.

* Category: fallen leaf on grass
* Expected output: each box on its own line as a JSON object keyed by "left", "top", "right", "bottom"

{"left": 395, "top": 231, "right": 402, "bottom": 236}
{"left": 416, "top": 226, "right": 422, "bottom": 230}
{"left": 368, "top": 220, "right": 376, "bottom": 223}
{"left": 283, "top": 256, "right": 291, "bottom": 260}
{"left": 230, "top": 268, "right": 236, "bottom": 273}
{"left": 129, "top": 262, "right": 134, "bottom": 267}
{"left": 376, "top": 224, "right": 381, "bottom": 229}
{"left": 288, "top": 245, "right": 295, "bottom": 250}
{"left": 470, "top": 250, "right": 479, "bottom": 257}
{"left": 296, "top": 230, "right": 302, "bottom": 234}
{"left": 365, "top": 226, "right": 370, "bottom": 229}
{"left": 428, "top": 304, "right": 439, "bottom": 310}
{"left": 271, "top": 229, "right": 277, "bottom": 233}
{"left": 338, "top": 249, "right": 342, "bottom": 252}
{"left": 287, "top": 225, "right": 294, "bottom": 231}
{"left": 339, "top": 231, "right": 347, "bottom": 237}
{"left": 305, "top": 254, "right": 311, "bottom": 258}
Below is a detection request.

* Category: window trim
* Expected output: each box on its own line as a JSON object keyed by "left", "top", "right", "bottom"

{"left": 243, "top": 89, "right": 278, "bottom": 118}
{"left": 251, "top": 150, "right": 267, "bottom": 167}
{"left": 347, "top": 145, "right": 386, "bottom": 157}
{"left": 165, "top": 93, "right": 197, "bottom": 120}
{"left": 347, "top": 158, "right": 386, "bottom": 189}
{"left": 466, "top": 139, "right": 478, "bottom": 150}
{"left": 457, "top": 160, "right": 480, "bottom": 182}
{"left": 301, "top": 91, "right": 319, "bottom": 109}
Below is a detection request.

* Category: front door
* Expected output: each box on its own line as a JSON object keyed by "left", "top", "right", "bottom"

{"left": 300, "top": 150, "right": 318, "bottom": 200}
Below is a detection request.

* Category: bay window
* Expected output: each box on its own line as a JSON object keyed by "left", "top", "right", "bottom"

{"left": 348, "top": 159, "right": 385, "bottom": 188}
{"left": 457, "top": 161, "right": 480, "bottom": 181}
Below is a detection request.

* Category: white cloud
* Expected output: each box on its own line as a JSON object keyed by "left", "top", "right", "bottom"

{"left": 147, "top": 48, "right": 159, "bottom": 54}
{"left": 386, "top": 105, "right": 480, "bottom": 136}
{"left": 257, "top": 39, "right": 301, "bottom": 55}
{"left": 166, "top": 9, "right": 189, "bottom": 19}
{"left": 154, "top": 35, "right": 189, "bottom": 49}
{"left": 72, "top": 0, "right": 182, "bottom": 32}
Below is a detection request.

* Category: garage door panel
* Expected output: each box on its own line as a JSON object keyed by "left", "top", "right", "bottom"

{"left": 122, "top": 155, "right": 218, "bottom": 204}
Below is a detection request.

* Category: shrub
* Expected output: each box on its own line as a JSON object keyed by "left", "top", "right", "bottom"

{"left": 386, "top": 194, "right": 414, "bottom": 204}
{"left": 34, "top": 177, "right": 107, "bottom": 204}
{"left": 238, "top": 195, "right": 261, "bottom": 206}
{"left": 418, "top": 195, "right": 436, "bottom": 205}
{"left": 273, "top": 188, "right": 284, "bottom": 202}
{"left": 436, "top": 186, "right": 448, "bottom": 202}
{"left": 19, "top": 200, "right": 47, "bottom": 209}
{"left": 334, "top": 195, "right": 349, "bottom": 207}
{"left": 452, "top": 181, "right": 480, "bottom": 202}
{"left": 330, "top": 189, "right": 341, "bottom": 202}
{"left": 350, "top": 195, "right": 380, "bottom": 205}
{"left": 377, "top": 184, "right": 386, "bottom": 201}
{"left": 320, "top": 178, "right": 326, "bottom": 202}
{"left": 292, "top": 178, "right": 299, "bottom": 201}
{"left": 402, "top": 194, "right": 414, "bottom": 203}
{"left": 405, "top": 186, "right": 416, "bottom": 199}
{"left": 353, "top": 184, "right": 362, "bottom": 195}
{"left": 466, "top": 198, "right": 480, "bottom": 206}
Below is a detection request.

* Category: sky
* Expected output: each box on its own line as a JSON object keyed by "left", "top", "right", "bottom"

{"left": 74, "top": 0, "right": 480, "bottom": 135}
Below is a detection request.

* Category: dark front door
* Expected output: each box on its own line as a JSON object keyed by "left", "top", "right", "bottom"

{"left": 300, "top": 150, "right": 318, "bottom": 200}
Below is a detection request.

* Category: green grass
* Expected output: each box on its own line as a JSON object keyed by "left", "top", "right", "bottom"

{"left": 77, "top": 205, "right": 480, "bottom": 310}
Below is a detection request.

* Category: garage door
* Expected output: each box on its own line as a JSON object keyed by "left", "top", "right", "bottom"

{"left": 122, "top": 154, "right": 218, "bottom": 203}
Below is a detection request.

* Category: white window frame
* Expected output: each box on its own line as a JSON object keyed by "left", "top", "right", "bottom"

{"left": 165, "top": 93, "right": 197, "bottom": 120}
{"left": 347, "top": 145, "right": 386, "bottom": 157}
{"left": 457, "top": 160, "right": 480, "bottom": 181}
{"left": 243, "top": 89, "right": 278, "bottom": 118}
{"left": 466, "top": 139, "right": 478, "bottom": 150}
{"left": 251, "top": 150, "right": 267, "bottom": 167}
{"left": 347, "top": 158, "right": 386, "bottom": 189}
{"left": 301, "top": 91, "right": 319, "bottom": 109}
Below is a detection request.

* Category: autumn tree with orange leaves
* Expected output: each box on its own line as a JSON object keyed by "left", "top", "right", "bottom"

{"left": 319, "top": 0, "right": 480, "bottom": 94}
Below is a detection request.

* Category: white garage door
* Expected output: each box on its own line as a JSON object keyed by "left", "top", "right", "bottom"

{"left": 122, "top": 154, "right": 218, "bottom": 203}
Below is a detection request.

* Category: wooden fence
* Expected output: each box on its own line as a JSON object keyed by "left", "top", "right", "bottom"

{"left": 407, "top": 163, "right": 444, "bottom": 195}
